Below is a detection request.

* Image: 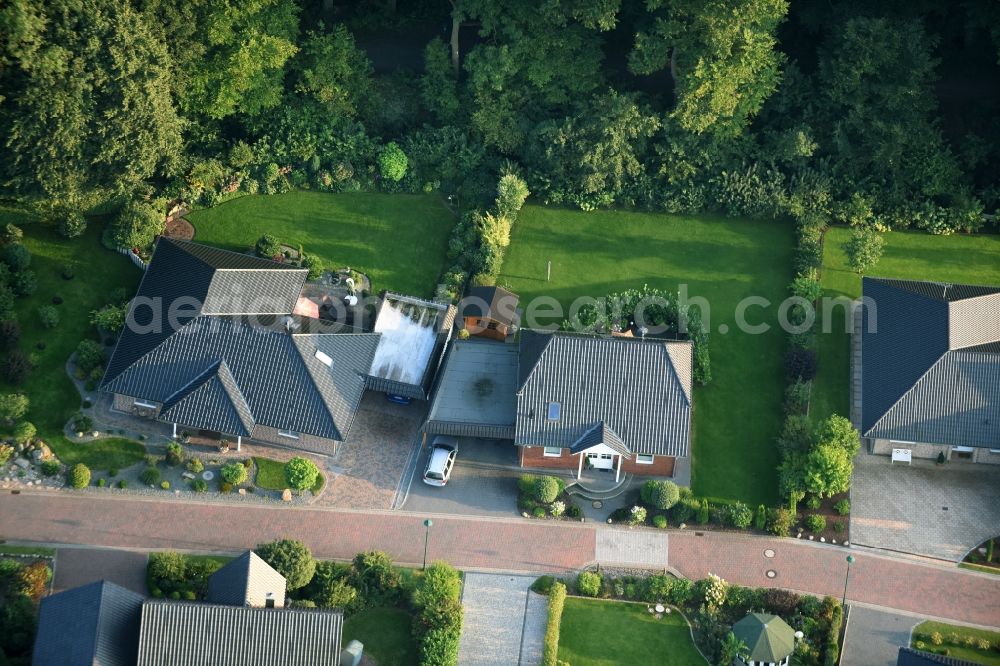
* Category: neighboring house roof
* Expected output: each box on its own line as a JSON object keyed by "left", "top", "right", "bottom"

{"left": 137, "top": 601, "right": 343, "bottom": 666}
{"left": 207, "top": 551, "right": 286, "bottom": 608}
{"left": 463, "top": 286, "right": 519, "bottom": 327}
{"left": 424, "top": 339, "right": 519, "bottom": 440}
{"left": 32, "top": 580, "right": 144, "bottom": 666}
{"left": 861, "top": 277, "right": 1000, "bottom": 448}
{"left": 897, "top": 647, "right": 983, "bottom": 666}
{"left": 367, "top": 292, "right": 456, "bottom": 400}
{"left": 101, "top": 239, "right": 380, "bottom": 445}
{"left": 732, "top": 613, "right": 795, "bottom": 663}
{"left": 515, "top": 330, "right": 693, "bottom": 458}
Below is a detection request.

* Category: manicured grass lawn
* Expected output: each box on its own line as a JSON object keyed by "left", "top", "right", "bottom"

{"left": 558, "top": 598, "right": 704, "bottom": 665}
{"left": 188, "top": 191, "right": 455, "bottom": 298}
{"left": 811, "top": 227, "right": 1000, "bottom": 423}
{"left": 959, "top": 562, "right": 1000, "bottom": 576}
{"left": 342, "top": 606, "right": 418, "bottom": 666}
{"left": 0, "top": 219, "right": 145, "bottom": 470}
{"left": 253, "top": 456, "right": 324, "bottom": 493}
{"left": 0, "top": 544, "right": 56, "bottom": 557}
{"left": 500, "top": 206, "right": 793, "bottom": 505}
{"left": 912, "top": 621, "right": 1000, "bottom": 665}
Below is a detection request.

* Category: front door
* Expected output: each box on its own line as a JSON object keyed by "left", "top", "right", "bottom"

{"left": 587, "top": 453, "right": 615, "bottom": 470}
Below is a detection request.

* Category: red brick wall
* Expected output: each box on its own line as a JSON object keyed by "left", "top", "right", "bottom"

{"left": 518, "top": 447, "right": 675, "bottom": 477}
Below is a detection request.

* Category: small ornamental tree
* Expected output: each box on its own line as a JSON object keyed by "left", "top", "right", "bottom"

{"left": 0, "top": 319, "right": 21, "bottom": 349}
{"left": 13, "top": 421, "right": 36, "bottom": 446}
{"left": 285, "top": 457, "right": 320, "bottom": 490}
{"left": 803, "top": 444, "right": 853, "bottom": 497}
{"left": 576, "top": 571, "right": 601, "bottom": 597}
{"left": 350, "top": 550, "right": 402, "bottom": 605}
{"left": 844, "top": 226, "right": 885, "bottom": 274}
{"left": 38, "top": 305, "right": 59, "bottom": 329}
{"left": 0, "top": 393, "right": 29, "bottom": 425}
{"left": 2, "top": 349, "right": 32, "bottom": 384}
{"left": 256, "top": 539, "right": 316, "bottom": 591}
{"left": 220, "top": 461, "right": 248, "bottom": 485}
{"left": 533, "top": 475, "right": 560, "bottom": 504}
{"left": 68, "top": 463, "right": 91, "bottom": 488}
{"left": 255, "top": 234, "right": 282, "bottom": 259}
{"left": 110, "top": 201, "right": 164, "bottom": 251}
{"left": 75, "top": 339, "right": 107, "bottom": 374}
{"left": 378, "top": 142, "right": 408, "bottom": 182}
{"left": 641, "top": 480, "right": 681, "bottom": 510}
{"left": 57, "top": 210, "right": 88, "bottom": 239}
{"left": 303, "top": 561, "right": 357, "bottom": 608}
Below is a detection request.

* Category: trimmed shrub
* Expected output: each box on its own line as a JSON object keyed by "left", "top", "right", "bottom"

{"left": 785, "top": 347, "right": 818, "bottom": 381}
{"left": 653, "top": 514, "right": 668, "bottom": 529}
{"left": 532, "top": 506, "right": 546, "bottom": 518}
{"left": 75, "top": 339, "right": 106, "bottom": 374}
{"left": 531, "top": 575, "right": 556, "bottom": 595}
{"left": 160, "top": 481, "right": 170, "bottom": 490}
{"left": 767, "top": 508, "right": 795, "bottom": 537}
{"left": 414, "top": 561, "right": 463, "bottom": 609}
{"left": 640, "top": 479, "right": 681, "bottom": 510}
{"left": 186, "top": 457, "right": 204, "bottom": 474}
{"left": 37, "top": 305, "right": 59, "bottom": 329}
{"left": 696, "top": 500, "right": 710, "bottom": 525}
{"left": 805, "top": 514, "right": 826, "bottom": 532}
{"left": 220, "top": 462, "right": 248, "bottom": 485}
{"left": 754, "top": 504, "right": 767, "bottom": 531}
{"left": 256, "top": 539, "right": 316, "bottom": 591}
{"left": 255, "top": 234, "right": 282, "bottom": 259}
{"left": 190, "top": 479, "right": 206, "bottom": 492}
{"left": 285, "top": 457, "right": 320, "bottom": 490}
{"left": 726, "top": 502, "right": 754, "bottom": 529}
{"left": 139, "top": 467, "right": 160, "bottom": 485}
{"left": 68, "top": 463, "right": 91, "bottom": 488}
{"left": 576, "top": 571, "right": 601, "bottom": 597}
{"left": 834, "top": 499, "right": 851, "bottom": 516}
{"left": 534, "top": 475, "right": 560, "bottom": 504}
{"left": 165, "top": 442, "right": 183, "bottom": 466}
{"left": 542, "top": 582, "right": 567, "bottom": 666}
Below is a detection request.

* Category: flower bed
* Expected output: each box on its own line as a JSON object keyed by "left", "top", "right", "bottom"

{"left": 517, "top": 474, "right": 583, "bottom": 520}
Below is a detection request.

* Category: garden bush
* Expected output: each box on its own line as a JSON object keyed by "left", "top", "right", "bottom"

{"left": 653, "top": 514, "right": 668, "bottom": 529}
{"left": 139, "top": 467, "right": 160, "bottom": 485}
{"left": 534, "top": 475, "right": 560, "bottom": 504}
{"left": 576, "top": 571, "right": 601, "bottom": 597}
{"left": 531, "top": 575, "right": 556, "bottom": 595}
{"left": 379, "top": 142, "right": 408, "bottom": 182}
{"left": 2, "top": 350, "right": 32, "bottom": 384}
{"left": 350, "top": 550, "right": 401, "bottom": 605}
{"left": 726, "top": 502, "right": 754, "bottom": 529}
{"left": 97, "top": 478, "right": 106, "bottom": 487}
{"left": 189, "top": 479, "right": 206, "bottom": 492}
{"left": 805, "top": 514, "right": 826, "bottom": 532}
{"left": 696, "top": 500, "right": 710, "bottom": 525}
{"left": 629, "top": 505, "right": 648, "bottom": 526}
{"left": 75, "top": 339, "right": 106, "bottom": 374}
{"left": 754, "top": 504, "right": 767, "bottom": 531}
{"left": 542, "top": 582, "right": 567, "bottom": 666}
{"left": 806, "top": 494, "right": 822, "bottom": 510}
{"left": 220, "top": 461, "right": 248, "bottom": 485}
{"left": 39, "top": 459, "right": 60, "bottom": 476}
{"left": 149, "top": 551, "right": 187, "bottom": 584}
{"left": 255, "top": 234, "right": 282, "bottom": 259}
{"left": 532, "top": 506, "right": 546, "bottom": 518}
{"left": 784, "top": 347, "right": 818, "bottom": 381}
{"left": 186, "top": 457, "right": 204, "bottom": 473}
{"left": 285, "top": 457, "right": 320, "bottom": 490}
{"left": 834, "top": 499, "right": 851, "bottom": 516}
{"left": 767, "top": 508, "right": 795, "bottom": 537}
{"left": 165, "top": 442, "right": 183, "bottom": 466}
{"left": 68, "top": 463, "right": 91, "bottom": 488}
{"left": 640, "top": 479, "right": 680, "bottom": 510}
{"left": 13, "top": 421, "right": 35, "bottom": 446}
{"left": 255, "top": 539, "right": 316, "bottom": 591}
{"left": 160, "top": 481, "right": 170, "bottom": 490}
{"left": 37, "top": 305, "right": 59, "bottom": 329}
{"left": 57, "top": 210, "right": 87, "bottom": 238}
{"left": 71, "top": 412, "right": 93, "bottom": 433}
{"left": 303, "top": 561, "right": 357, "bottom": 609}
{"left": 412, "top": 560, "right": 463, "bottom": 666}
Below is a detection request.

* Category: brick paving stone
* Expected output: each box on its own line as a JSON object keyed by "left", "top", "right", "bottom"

{"left": 595, "top": 528, "right": 668, "bottom": 568}
{"left": 667, "top": 531, "right": 1000, "bottom": 628}
{"left": 458, "top": 573, "right": 538, "bottom": 666}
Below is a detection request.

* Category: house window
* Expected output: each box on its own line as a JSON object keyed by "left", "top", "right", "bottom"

{"left": 636, "top": 454, "right": 654, "bottom": 465}
{"left": 951, "top": 446, "right": 973, "bottom": 460}
{"left": 990, "top": 448, "right": 1000, "bottom": 454}
{"left": 265, "top": 598, "right": 275, "bottom": 608}
{"left": 133, "top": 400, "right": 157, "bottom": 409}
{"left": 543, "top": 447, "right": 562, "bottom": 457}
{"left": 278, "top": 429, "right": 300, "bottom": 440}
{"left": 487, "top": 321, "right": 498, "bottom": 330}
{"left": 314, "top": 349, "right": 333, "bottom": 367}
{"left": 547, "top": 402, "right": 561, "bottom": 420}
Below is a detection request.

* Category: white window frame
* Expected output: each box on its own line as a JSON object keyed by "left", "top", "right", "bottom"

{"left": 133, "top": 400, "right": 157, "bottom": 409}
{"left": 547, "top": 402, "right": 561, "bottom": 421}
{"left": 543, "top": 447, "right": 562, "bottom": 457}
{"left": 278, "top": 429, "right": 300, "bottom": 440}
{"left": 314, "top": 349, "right": 333, "bottom": 367}
{"left": 989, "top": 448, "right": 1000, "bottom": 454}
{"left": 636, "top": 454, "right": 654, "bottom": 465}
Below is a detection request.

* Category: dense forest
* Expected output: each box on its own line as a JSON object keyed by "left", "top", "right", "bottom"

{"left": 1, "top": 0, "right": 999, "bottom": 236}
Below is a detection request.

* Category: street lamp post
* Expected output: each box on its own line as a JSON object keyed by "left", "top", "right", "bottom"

{"left": 422, "top": 519, "right": 433, "bottom": 570}
{"left": 841, "top": 555, "right": 855, "bottom": 610}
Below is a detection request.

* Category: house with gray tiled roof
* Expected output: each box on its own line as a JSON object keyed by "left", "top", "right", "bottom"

{"left": 860, "top": 277, "right": 1000, "bottom": 464}
{"left": 424, "top": 330, "right": 692, "bottom": 481}
{"left": 101, "top": 238, "right": 381, "bottom": 456}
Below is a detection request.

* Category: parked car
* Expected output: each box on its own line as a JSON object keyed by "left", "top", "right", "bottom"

{"left": 423, "top": 436, "right": 459, "bottom": 486}
{"left": 385, "top": 393, "right": 412, "bottom": 405}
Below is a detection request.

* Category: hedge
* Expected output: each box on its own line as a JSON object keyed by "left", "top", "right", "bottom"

{"left": 542, "top": 582, "right": 567, "bottom": 666}
{"left": 413, "top": 561, "right": 463, "bottom": 666}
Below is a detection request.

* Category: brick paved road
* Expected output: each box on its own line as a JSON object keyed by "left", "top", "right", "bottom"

{"left": 2, "top": 491, "right": 998, "bottom": 627}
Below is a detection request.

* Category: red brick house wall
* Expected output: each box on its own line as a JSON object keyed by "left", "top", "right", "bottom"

{"left": 519, "top": 446, "right": 675, "bottom": 477}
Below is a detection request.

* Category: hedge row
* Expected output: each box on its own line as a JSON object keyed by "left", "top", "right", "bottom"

{"left": 413, "top": 562, "right": 463, "bottom": 666}
{"left": 542, "top": 582, "right": 567, "bottom": 666}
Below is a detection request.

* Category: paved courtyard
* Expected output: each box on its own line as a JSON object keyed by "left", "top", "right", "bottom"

{"left": 851, "top": 453, "right": 1000, "bottom": 561}
{"left": 841, "top": 606, "right": 918, "bottom": 666}
{"left": 457, "top": 574, "right": 547, "bottom": 666}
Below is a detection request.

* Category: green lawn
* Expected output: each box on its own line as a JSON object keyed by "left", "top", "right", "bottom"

{"left": 253, "top": 456, "right": 324, "bottom": 493}
{"left": 0, "top": 219, "right": 146, "bottom": 470}
{"left": 187, "top": 191, "right": 455, "bottom": 298}
{"left": 811, "top": 227, "right": 1000, "bottom": 423}
{"left": 912, "top": 621, "right": 1000, "bottom": 665}
{"left": 342, "top": 606, "right": 418, "bottom": 666}
{"left": 558, "top": 598, "right": 705, "bottom": 665}
{"left": 500, "top": 206, "right": 793, "bottom": 505}
{"left": 0, "top": 544, "right": 56, "bottom": 557}
{"left": 959, "top": 562, "right": 1000, "bottom": 576}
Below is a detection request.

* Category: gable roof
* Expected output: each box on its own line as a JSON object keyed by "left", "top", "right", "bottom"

{"left": 32, "top": 580, "right": 144, "bottom": 666}
{"left": 568, "top": 422, "right": 631, "bottom": 455}
{"left": 137, "top": 601, "right": 343, "bottom": 666}
{"left": 160, "top": 360, "right": 255, "bottom": 437}
{"left": 897, "top": 647, "right": 984, "bottom": 666}
{"left": 861, "top": 277, "right": 1000, "bottom": 448}
{"left": 207, "top": 551, "right": 286, "bottom": 608}
{"left": 732, "top": 613, "right": 795, "bottom": 663}
{"left": 515, "top": 330, "right": 692, "bottom": 458}
{"left": 463, "top": 286, "right": 519, "bottom": 327}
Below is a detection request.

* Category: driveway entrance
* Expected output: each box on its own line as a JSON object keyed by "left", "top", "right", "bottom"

{"left": 851, "top": 452, "right": 1000, "bottom": 561}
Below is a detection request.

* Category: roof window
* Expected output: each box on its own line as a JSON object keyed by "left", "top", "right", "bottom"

{"left": 547, "top": 402, "right": 561, "bottom": 421}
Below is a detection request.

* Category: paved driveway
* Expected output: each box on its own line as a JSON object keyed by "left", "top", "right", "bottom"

{"left": 458, "top": 574, "right": 546, "bottom": 666}
{"left": 851, "top": 453, "right": 1000, "bottom": 561}
{"left": 841, "top": 606, "right": 916, "bottom": 666}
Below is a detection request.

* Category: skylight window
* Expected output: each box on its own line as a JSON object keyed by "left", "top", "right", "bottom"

{"left": 547, "top": 402, "right": 561, "bottom": 421}
{"left": 314, "top": 350, "right": 333, "bottom": 367}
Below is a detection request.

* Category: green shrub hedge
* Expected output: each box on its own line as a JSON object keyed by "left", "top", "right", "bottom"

{"left": 576, "top": 571, "right": 601, "bottom": 597}
{"left": 542, "top": 582, "right": 567, "bottom": 666}
{"left": 412, "top": 561, "right": 463, "bottom": 666}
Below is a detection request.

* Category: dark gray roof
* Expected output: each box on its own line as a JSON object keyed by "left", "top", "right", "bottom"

{"left": 463, "top": 286, "right": 519, "bottom": 326}
{"left": 137, "top": 601, "right": 343, "bottom": 666}
{"left": 862, "top": 277, "right": 1000, "bottom": 448}
{"left": 424, "top": 340, "right": 519, "bottom": 439}
{"left": 207, "top": 551, "right": 286, "bottom": 608}
{"left": 33, "top": 580, "right": 144, "bottom": 666}
{"left": 160, "top": 360, "right": 255, "bottom": 437}
{"left": 568, "top": 422, "right": 630, "bottom": 455}
{"left": 897, "top": 647, "right": 983, "bottom": 666}
{"left": 103, "top": 238, "right": 307, "bottom": 388}
{"left": 515, "top": 330, "right": 692, "bottom": 457}
{"left": 104, "top": 315, "right": 379, "bottom": 443}
{"left": 732, "top": 613, "right": 795, "bottom": 663}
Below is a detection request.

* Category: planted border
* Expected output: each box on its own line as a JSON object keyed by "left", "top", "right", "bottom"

{"left": 542, "top": 581, "right": 567, "bottom": 666}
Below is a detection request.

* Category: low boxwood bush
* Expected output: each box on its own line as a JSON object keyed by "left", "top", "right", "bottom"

{"left": 117, "top": 479, "right": 127, "bottom": 489}
{"left": 805, "top": 514, "right": 826, "bottom": 532}
{"left": 220, "top": 461, "right": 248, "bottom": 486}
{"left": 834, "top": 499, "right": 851, "bottom": 516}
{"left": 139, "top": 467, "right": 160, "bottom": 485}
{"left": 576, "top": 571, "right": 601, "bottom": 597}
{"left": 531, "top": 575, "right": 556, "bottom": 595}
{"left": 190, "top": 479, "right": 207, "bottom": 492}
{"left": 653, "top": 514, "right": 668, "bottom": 529}
{"left": 68, "top": 463, "right": 91, "bottom": 489}
{"left": 40, "top": 460, "right": 60, "bottom": 476}
{"left": 534, "top": 475, "right": 560, "bottom": 504}
{"left": 640, "top": 479, "right": 680, "bottom": 510}
{"left": 285, "top": 457, "right": 319, "bottom": 490}
{"left": 542, "top": 582, "right": 567, "bottom": 666}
